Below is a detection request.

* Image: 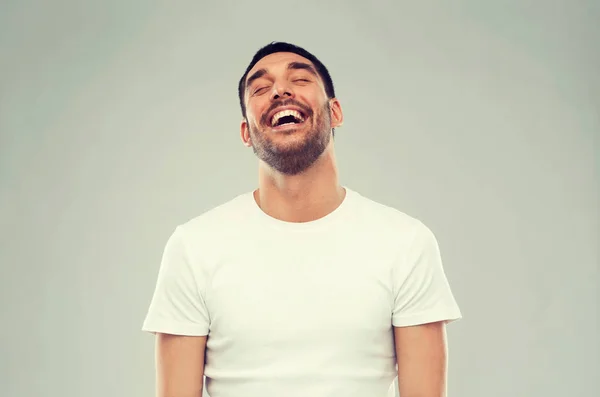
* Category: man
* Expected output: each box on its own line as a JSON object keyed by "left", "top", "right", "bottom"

{"left": 142, "top": 42, "right": 462, "bottom": 397}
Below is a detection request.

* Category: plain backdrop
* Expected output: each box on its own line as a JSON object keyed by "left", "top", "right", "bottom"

{"left": 1, "top": 1, "right": 598, "bottom": 396}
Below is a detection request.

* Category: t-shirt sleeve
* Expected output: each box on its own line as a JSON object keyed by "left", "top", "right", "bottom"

{"left": 392, "top": 220, "right": 462, "bottom": 327}
{"left": 142, "top": 226, "right": 210, "bottom": 336}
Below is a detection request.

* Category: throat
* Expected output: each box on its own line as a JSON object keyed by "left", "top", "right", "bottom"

{"left": 255, "top": 185, "right": 346, "bottom": 223}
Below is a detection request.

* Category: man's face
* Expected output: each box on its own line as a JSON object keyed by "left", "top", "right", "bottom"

{"left": 240, "top": 52, "right": 342, "bottom": 175}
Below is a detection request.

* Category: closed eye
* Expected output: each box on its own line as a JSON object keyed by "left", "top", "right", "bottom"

{"left": 253, "top": 87, "right": 269, "bottom": 95}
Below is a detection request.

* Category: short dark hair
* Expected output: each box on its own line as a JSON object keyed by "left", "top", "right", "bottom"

{"left": 237, "top": 42, "right": 336, "bottom": 119}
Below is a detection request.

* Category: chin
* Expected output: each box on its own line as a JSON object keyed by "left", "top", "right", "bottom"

{"left": 272, "top": 137, "right": 308, "bottom": 152}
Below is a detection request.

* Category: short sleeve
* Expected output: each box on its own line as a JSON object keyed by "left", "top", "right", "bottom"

{"left": 142, "top": 226, "right": 210, "bottom": 336}
{"left": 392, "top": 220, "right": 462, "bottom": 327}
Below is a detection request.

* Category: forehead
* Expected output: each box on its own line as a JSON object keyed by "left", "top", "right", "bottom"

{"left": 246, "top": 52, "right": 317, "bottom": 81}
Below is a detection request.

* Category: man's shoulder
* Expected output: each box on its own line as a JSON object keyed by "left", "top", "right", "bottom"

{"left": 349, "top": 188, "right": 440, "bottom": 254}
{"left": 177, "top": 190, "right": 255, "bottom": 236}
{"left": 348, "top": 187, "right": 425, "bottom": 232}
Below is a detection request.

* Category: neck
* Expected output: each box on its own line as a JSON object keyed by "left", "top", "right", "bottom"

{"left": 254, "top": 145, "right": 346, "bottom": 223}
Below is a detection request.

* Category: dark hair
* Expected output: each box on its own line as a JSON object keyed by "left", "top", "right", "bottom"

{"left": 237, "top": 42, "right": 336, "bottom": 119}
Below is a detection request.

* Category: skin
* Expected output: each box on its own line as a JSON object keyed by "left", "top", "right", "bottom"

{"left": 155, "top": 333, "right": 206, "bottom": 397}
{"left": 240, "top": 52, "right": 345, "bottom": 223}
{"left": 394, "top": 321, "right": 449, "bottom": 397}
{"left": 155, "top": 51, "right": 450, "bottom": 397}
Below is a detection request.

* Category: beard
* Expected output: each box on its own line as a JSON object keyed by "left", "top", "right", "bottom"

{"left": 247, "top": 100, "right": 332, "bottom": 176}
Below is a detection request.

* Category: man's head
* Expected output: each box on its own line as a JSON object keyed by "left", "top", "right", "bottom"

{"left": 238, "top": 42, "right": 343, "bottom": 175}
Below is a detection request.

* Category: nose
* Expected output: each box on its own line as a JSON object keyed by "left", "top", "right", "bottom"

{"left": 270, "top": 80, "right": 294, "bottom": 101}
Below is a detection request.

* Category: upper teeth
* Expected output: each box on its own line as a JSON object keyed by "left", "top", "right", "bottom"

{"left": 271, "top": 109, "right": 304, "bottom": 126}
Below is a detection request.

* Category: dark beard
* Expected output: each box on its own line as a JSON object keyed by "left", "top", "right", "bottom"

{"left": 248, "top": 102, "right": 332, "bottom": 175}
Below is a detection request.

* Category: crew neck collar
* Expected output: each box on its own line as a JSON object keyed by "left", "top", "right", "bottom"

{"left": 247, "top": 186, "right": 355, "bottom": 231}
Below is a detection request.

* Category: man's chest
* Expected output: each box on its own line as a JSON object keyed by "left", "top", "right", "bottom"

{"left": 203, "top": 237, "right": 396, "bottom": 356}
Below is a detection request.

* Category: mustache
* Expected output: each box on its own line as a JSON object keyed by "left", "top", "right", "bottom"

{"left": 261, "top": 99, "right": 313, "bottom": 125}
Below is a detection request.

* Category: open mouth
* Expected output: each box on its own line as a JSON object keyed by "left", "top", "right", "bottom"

{"left": 270, "top": 109, "right": 306, "bottom": 128}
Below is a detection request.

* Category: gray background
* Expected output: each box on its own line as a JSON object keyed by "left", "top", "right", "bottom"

{"left": 1, "top": 1, "right": 598, "bottom": 396}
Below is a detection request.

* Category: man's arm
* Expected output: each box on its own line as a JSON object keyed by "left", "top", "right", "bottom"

{"left": 156, "top": 333, "right": 207, "bottom": 397}
{"left": 394, "top": 321, "right": 448, "bottom": 397}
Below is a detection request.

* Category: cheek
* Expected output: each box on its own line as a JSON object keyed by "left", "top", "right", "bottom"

{"left": 304, "top": 95, "right": 325, "bottom": 114}
{"left": 246, "top": 111, "right": 260, "bottom": 127}
{"left": 249, "top": 104, "right": 268, "bottom": 125}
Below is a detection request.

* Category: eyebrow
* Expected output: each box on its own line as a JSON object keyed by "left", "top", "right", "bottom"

{"left": 246, "top": 68, "right": 268, "bottom": 89}
{"left": 287, "top": 61, "right": 318, "bottom": 77}
{"left": 245, "top": 62, "right": 318, "bottom": 91}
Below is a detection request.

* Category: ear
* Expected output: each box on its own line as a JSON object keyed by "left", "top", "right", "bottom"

{"left": 329, "top": 98, "right": 344, "bottom": 128}
{"left": 240, "top": 118, "right": 253, "bottom": 147}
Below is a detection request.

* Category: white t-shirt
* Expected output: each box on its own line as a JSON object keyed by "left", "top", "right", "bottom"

{"left": 142, "top": 187, "right": 462, "bottom": 397}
